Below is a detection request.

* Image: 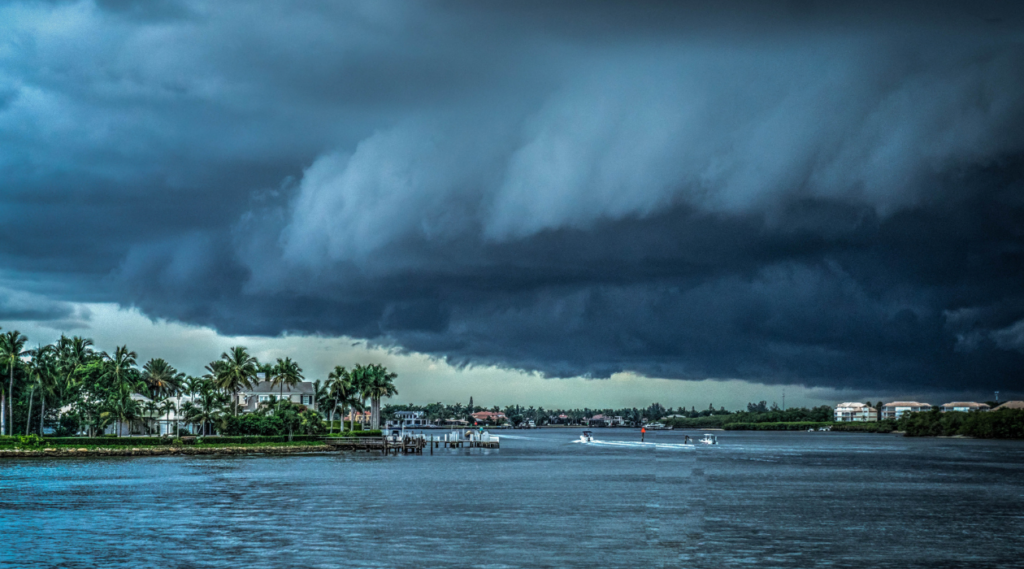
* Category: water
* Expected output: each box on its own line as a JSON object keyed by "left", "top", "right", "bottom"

{"left": 2, "top": 430, "right": 1023, "bottom": 568}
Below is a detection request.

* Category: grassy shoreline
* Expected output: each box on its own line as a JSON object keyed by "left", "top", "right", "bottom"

{"left": 0, "top": 441, "right": 334, "bottom": 458}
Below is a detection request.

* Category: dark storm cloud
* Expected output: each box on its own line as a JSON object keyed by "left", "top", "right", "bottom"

{"left": 2, "top": 0, "right": 1023, "bottom": 393}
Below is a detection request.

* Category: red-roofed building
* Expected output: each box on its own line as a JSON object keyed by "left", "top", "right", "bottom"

{"left": 471, "top": 411, "right": 507, "bottom": 424}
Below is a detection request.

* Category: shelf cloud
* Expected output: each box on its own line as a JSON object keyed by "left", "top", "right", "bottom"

{"left": 2, "top": 0, "right": 1023, "bottom": 393}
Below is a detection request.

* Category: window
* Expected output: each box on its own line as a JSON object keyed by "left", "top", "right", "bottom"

{"left": 301, "top": 395, "right": 312, "bottom": 405}
{"left": 258, "top": 395, "right": 271, "bottom": 403}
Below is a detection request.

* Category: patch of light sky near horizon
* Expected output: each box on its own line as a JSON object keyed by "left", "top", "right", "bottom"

{"left": 0, "top": 303, "right": 968, "bottom": 409}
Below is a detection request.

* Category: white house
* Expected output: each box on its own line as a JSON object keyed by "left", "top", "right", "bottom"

{"left": 387, "top": 410, "right": 429, "bottom": 429}
{"left": 882, "top": 401, "right": 932, "bottom": 420}
{"left": 834, "top": 402, "right": 877, "bottom": 422}
{"left": 239, "top": 381, "right": 317, "bottom": 413}
{"left": 940, "top": 402, "right": 990, "bottom": 412}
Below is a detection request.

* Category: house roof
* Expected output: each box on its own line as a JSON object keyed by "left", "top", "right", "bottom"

{"left": 940, "top": 402, "right": 990, "bottom": 409}
{"left": 994, "top": 401, "right": 1024, "bottom": 411}
{"left": 471, "top": 411, "right": 506, "bottom": 419}
{"left": 241, "top": 381, "right": 315, "bottom": 395}
{"left": 836, "top": 402, "right": 872, "bottom": 409}
{"left": 882, "top": 401, "right": 932, "bottom": 408}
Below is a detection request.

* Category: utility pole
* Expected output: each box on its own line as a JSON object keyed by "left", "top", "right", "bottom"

{"left": 995, "top": 391, "right": 1000, "bottom": 404}
{"left": 782, "top": 389, "right": 785, "bottom": 411}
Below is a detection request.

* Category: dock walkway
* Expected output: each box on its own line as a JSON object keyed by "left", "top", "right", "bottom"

{"left": 321, "top": 432, "right": 499, "bottom": 455}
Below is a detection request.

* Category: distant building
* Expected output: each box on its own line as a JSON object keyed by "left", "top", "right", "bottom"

{"left": 834, "top": 402, "right": 877, "bottom": 422}
{"left": 993, "top": 401, "right": 1024, "bottom": 411}
{"left": 470, "top": 411, "right": 507, "bottom": 424}
{"left": 387, "top": 411, "right": 429, "bottom": 429}
{"left": 882, "top": 401, "right": 932, "bottom": 420}
{"left": 588, "top": 415, "right": 625, "bottom": 427}
{"left": 940, "top": 402, "right": 990, "bottom": 413}
{"left": 548, "top": 413, "right": 571, "bottom": 424}
{"left": 239, "top": 381, "right": 317, "bottom": 413}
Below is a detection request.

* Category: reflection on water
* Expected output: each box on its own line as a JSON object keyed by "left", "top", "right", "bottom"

{"left": 2, "top": 430, "right": 1023, "bottom": 568}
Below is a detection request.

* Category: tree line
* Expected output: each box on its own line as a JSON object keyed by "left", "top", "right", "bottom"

{"left": 380, "top": 402, "right": 734, "bottom": 426}
{"left": 0, "top": 328, "right": 398, "bottom": 438}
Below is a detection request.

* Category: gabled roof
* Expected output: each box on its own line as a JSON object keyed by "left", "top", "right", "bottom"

{"left": 940, "top": 402, "right": 990, "bottom": 409}
{"left": 994, "top": 400, "right": 1024, "bottom": 411}
{"left": 241, "top": 381, "right": 315, "bottom": 395}
{"left": 882, "top": 401, "right": 931, "bottom": 408}
{"left": 836, "top": 402, "right": 872, "bottom": 409}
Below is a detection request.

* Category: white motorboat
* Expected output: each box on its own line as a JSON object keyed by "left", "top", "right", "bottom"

{"left": 580, "top": 430, "right": 594, "bottom": 443}
{"left": 642, "top": 422, "right": 673, "bottom": 430}
{"left": 698, "top": 434, "right": 718, "bottom": 445}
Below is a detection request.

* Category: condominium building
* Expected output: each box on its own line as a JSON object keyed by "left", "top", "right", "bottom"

{"left": 834, "top": 402, "right": 878, "bottom": 422}
{"left": 881, "top": 401, "right": 932, "bottom": 420}
{"left": 940, "top": 402, "right": 990, "bottom": 413}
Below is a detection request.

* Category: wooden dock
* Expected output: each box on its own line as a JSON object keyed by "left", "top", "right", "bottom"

{"left": 321, "top": 436, "right": 426, "bottom": 455}
{"left": 320, "top": 433, "right": 499, "bottom": 455}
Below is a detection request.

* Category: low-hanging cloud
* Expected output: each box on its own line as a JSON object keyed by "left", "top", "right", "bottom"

{"left": 2, "top": 0, "right": 1023, "bottom": 394}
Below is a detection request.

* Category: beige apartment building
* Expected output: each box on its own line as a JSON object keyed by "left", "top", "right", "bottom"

{"left": 882, "top": 401, "right": 932, "bottom": 420}
{"left": 834, "top": 402, "right": 877, "bottom": 422}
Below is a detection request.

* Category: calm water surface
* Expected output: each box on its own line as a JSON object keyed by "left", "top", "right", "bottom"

{"left": 2, "top": 430, "right": 1023, "bottom": 568}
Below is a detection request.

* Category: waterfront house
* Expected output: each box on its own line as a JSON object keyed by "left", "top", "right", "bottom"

{"left": 389, "top": 411, "right": 429, "bottom": 428}
{"left": 882, "top": 401, "right": 932, "bottom": 420}
{"left": 834, "top": 402, "right": 877, "bottom": 422}
{"left": 940, "top": 402, "right": 990, "bottom": 413}
{"left": 588, "top": 414, "right": 625, "bottom": 427}
{"left": 471, "top": 411, "right": 507, "bottom": 425}
{"left": 993, "top": 401, "right": 1024, "bottom": 411}
{"left": 347, "top": 410, "right": 371, "bottom": 427}
{"left": 239, "top": 381, "right": 317, "bottom": 413}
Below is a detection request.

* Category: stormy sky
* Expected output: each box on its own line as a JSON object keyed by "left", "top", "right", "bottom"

{"left": 2, "top": 0, "right": 1023, "bottom": 403}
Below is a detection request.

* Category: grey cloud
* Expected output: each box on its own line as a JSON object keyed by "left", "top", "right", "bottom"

{"left": 1, "top": 1, "right": 1023, "bottom": 395}
{"left": 0, "top": 286, "right": 90, "bottom": 326}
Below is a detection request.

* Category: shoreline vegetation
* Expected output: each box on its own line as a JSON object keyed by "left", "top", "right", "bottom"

{"left": 665, "top": 409, "right": 1024, "bottom": 439}
{"left": 0, "top": 328, "right": 1019, "bottom": 451}
{"left": 0, "top": 430, "right": 383, "bottom": 457}
{"left": 0, "top": 442, "right": 333, "bottom": 458}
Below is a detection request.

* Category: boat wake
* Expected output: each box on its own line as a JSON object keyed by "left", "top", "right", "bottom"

{"left": 574, "top": 439, "right": 696, "bottom": 450}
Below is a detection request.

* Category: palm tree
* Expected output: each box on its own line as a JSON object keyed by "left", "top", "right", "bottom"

{"left": 25, "top": 345, "right": 56, "bottom": 435}
{"left": 365, "top": 364, "right": 398, "bottom": 430}
{"left": 141, "top": 358, "right": 183, "bottom": 399}
{"left": 274, "top": 399, "right": 302, "bottom": 442}
{"left": 349, "top": 364, "right": 373, "bottom": 429}
{"left": 326, "top": 366, "right": 354, "bottom": 433}
{"left": 0, "top": 330, "right": 29, "bottom": 436}
{"left": 56, "top": 335, "right": 94, "bottom": 387}
{"left": 214, "top": 347, "right": 258, "bottom": 416}
{"left": 159, "top": 398, "right": 178, "bottom": 436}
{"left": 271, "top": 357, "right": 303, "bottom": 403}
{"left": 143, "top": 399, "right": 163, "bottom": 435}
{"left": 182, "top": 385, "right": 228, "bottom": 436}
{"left": 101, "top": 346, "right": 140, "bottom": 436}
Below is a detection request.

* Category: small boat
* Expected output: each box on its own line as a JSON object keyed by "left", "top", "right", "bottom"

{"left": 642, "top": 422, "right": 673, "bottom": 430}
{"left": 698, "top": 434, "right": 718, "bottom": 445}
{"left": 580, "top": 430, "right": 594, "bottom": 443}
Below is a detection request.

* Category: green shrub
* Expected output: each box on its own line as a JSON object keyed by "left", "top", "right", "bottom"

{"left": 220, "top": 414, "right": 286, "bottom": 436}
{"left": 343, "top": 430, "right": 382, "bottom": 438}
{"left": 41, "top": 437, "right": 167, "bottom": 446}
{"left": 723, "top": 422, "right": 832, "bottom": 431}
{"left": 17, "top": 434, "right": 45, "bottom": 447}
{"left": 900, "top": 408, "right": 1024, "bottom": 439}
{"left": 831, "top": 421, "right": 897, "bottom": 433}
